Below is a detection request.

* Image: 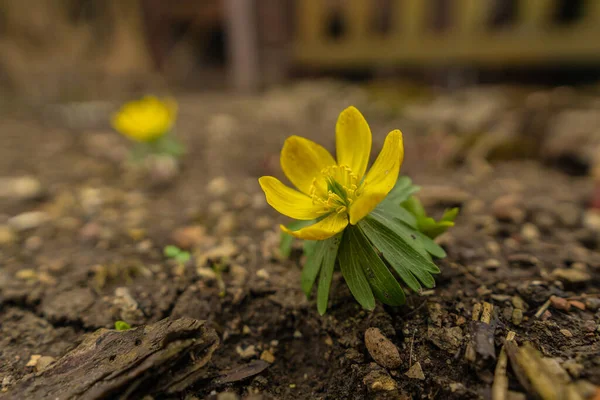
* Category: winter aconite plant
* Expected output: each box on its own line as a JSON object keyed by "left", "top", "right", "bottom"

{"left": 112, "top": 96, "right": 185, "bottom": 161}
{"left": 260, "top": 106, "right": 456, "bottom": 314}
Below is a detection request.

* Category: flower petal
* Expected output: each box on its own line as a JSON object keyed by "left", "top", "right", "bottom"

{"left": 349, "top": 130, "right": 404, "bottom": 225}
{"left": 335, "top": 106, "right": 372, "bottom": 179}
{"left": 259, "top": 176, "right": 323, "bottom": 220}
{"left": 281, "top": 212, "right": 349, "bottom": 240}
{"left": 281, "top": 136, "right": 335, "bottom": 195}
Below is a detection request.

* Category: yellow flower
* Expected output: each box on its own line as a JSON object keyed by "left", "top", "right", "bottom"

{"left": 111, "top": 96, "right": 177, "bottom": 142}
{"left": 259, "top": 106, "right": 404, "bottom": 241}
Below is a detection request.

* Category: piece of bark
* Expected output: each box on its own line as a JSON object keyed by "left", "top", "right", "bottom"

{"left": 5, "top": 317, "right": 219, "bottom": 400}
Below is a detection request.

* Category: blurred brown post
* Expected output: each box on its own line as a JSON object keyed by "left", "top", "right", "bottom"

{"left": 224, "top": 0, "right": 260, "bottom": 92}
{"left": 257, "top": 0, "right": 292, "bottom": 86}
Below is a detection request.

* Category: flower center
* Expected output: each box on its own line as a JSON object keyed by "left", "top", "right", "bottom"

{"left": 310, "top": 165, "right": 363, "bottom": 215}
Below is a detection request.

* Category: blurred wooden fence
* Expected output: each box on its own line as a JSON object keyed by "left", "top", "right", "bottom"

{"left": 292, "top": 0, "right": 600, "bottom": 67}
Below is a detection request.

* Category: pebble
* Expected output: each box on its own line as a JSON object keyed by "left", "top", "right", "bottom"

{"left": 208, "top": 201, "right": 228, "bottom": 216}
{"left": 405, "top": 362, "right": 425, "bottom": 380}
{"left": 16, "top": 269, "right": 38, "bottom": 280}
{"left": 24, "top": 236, "right": 43, "bottom": 251}
{"left": 484, "top": 259, "right": 501, "bottom": 269}
{"left": 146, "top": 155, "right": 179, "bottom": 185}
{"left": 207, "top": 177, "right": 230, "bottom": 197}
{"left": 255, "top": 216, "right": 273, "bottom": 230}
{"left": 0, "top": 225, "right": 16, "bottom": 245}
{"left": 217, "top": 393, "right": 240, "bottom": 400}
{"left": 550, "top": 296, "right": 571, "bottom": 311}
{"left": 25, "top": 354, "right": 42, "bottom": 367}
{"left": 260, "top": 350, "right": 276, "bottom": 364}
{"left": 511, "top": 295, "right": 528, "bottom": 310}
{"left": 0, "top": 176, "right": 44, "bottom": 200}
{"left": 236, "top": 345, "right": 257, "bottom": 359}
{"left": 569, "top": 300, "right": 586, "bottom": 311}
{"left": 560, "top": 329, "right": 573, "bottom": 338}
{"left": 583, "top": 210, "right": 600, "bottom": 232}
{"left": 251, "top": 193, "right": 267, "bottom": 209}
{"left": 8, "top": 211, "right": 49, "bottom": 231}
{"left": 171, "top": 225, "right": 206, "bottom": 249}
{"left": 363, "top": 367, "right": 398, "bottom": 392}
{"left": 232, "top": 193, "right": 250, "bottom": 209}
{"left": 550, "top": 268, "right": 591, "bottom": 284}
{"left": 584, "top": 298, "right": 600, "bottom": 311}
{"left": 79, "top": 222, "right": 102, "bottom": 242}
{"left": 216, "top": 213, "right": 237, "bottom": 235}
{"left": 512, "top": 309, "right": 523, "bottom": 325}
{"left": 583, "top": 320, "right": 598, "bottom": 333}
{"left": 521, "top": 223, "right": 540, "bottom": 241}
{"left": 256, "top": 268, "right": 270, "bottom": 280}
{"left": 492, "top": 194, "right": 525, "bottom": 224}
{"left": 36, "top": 356, "right": 55, "bottom": 372}
{"left": 364, "top": 327, "right": 402, "bottom": 369}
{"left": 507, "top": 254, "right": 539, "bottom": 268}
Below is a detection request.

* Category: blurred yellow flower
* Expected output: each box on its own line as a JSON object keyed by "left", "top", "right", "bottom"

{"left": 112, "top": 96, "right": 177, "bottom": 142}
{"left": 259, "top": 106, "right": 404, "bottom": 241}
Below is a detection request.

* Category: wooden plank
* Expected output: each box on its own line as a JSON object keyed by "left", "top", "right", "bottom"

{"left": 296, "top": 0, "right": 324, "bottom": 43}
{"left": 224, "top": 0, "right": 260, "bottom": 92}
{"left": 293, "top": 28, "right": 600, "bottom": 66}
{"left": 518, "top": 0, "right": 555, "bottom": 30}
{"left": 395, "top": 0, "right": 427, "bottom": 37}
{"left": 455, "top": 0, "right": 491, "bottom": 33}
{"left": 344, "top": 0, "right": 371, "bottom": 39}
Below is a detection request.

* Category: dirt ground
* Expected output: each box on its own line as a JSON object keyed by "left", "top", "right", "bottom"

{"left": 0, "top": 81, "right": 599, "bottom": 399}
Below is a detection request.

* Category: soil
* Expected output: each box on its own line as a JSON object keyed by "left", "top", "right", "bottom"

{"left": 0, "top": 81, "right": 599, "bottom": 399}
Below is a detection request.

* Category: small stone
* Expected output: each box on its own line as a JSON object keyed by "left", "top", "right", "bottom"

{"left": 485, "top": 241, "right": 501, "bottom": 256}
{"left": 232, "top": 193, "right": 250, "bottom": 209}
{"left": 484, "top": 259, "right": 501, "bottom": 269}
{"left": 550, "top": 296, "right": 571, "bottom": 311}
{"left": 584, "top": 298, "right": 600, "bottom": 311}
{"left": 255, "top": 216, "right": 272, "bottom": 230}
{"left": 363, "top": 368, "right": 398, "bottom": 392}
{"left": 171, "top": 225, "right": 206, "bottom": 249}
{"left": 236, "top": 345, "right": 257, "bottom": 359}
{"left": 569, "top": 300, "right": 586, "bottom": 311}
{"left": 35, "top": 356, "right": 55, "bottom": 372}
{"left": 217, "top": 392, "right": 240, "bottom": 400}
{"left": 0, "top": 176, "right": 44, "bottom": 200}
{"left": 208, "top": 201, "right": 228, "bottom": 216}
{"left": 550, "top": 268, "right": 591, "bottom": 284}
{"left": 512, "top": 309, "right": 523, "bottom": 325}
{"left": 24, "top": 236, "right": 43, "bottom": 251}
{"left": 511, "top": 295, "right": 528, "bottom": 310}
{"left": 216, "top": 213, "right": 237, "bottom": 235}
{"left": 207, "top": 177, "right": 230, "bottom": 197}
{"left": 0, "top": 225, "right": 16, "bottom": 245}
{"left": 521, "top": 223, "right": 540, "bottom": 241}
{"left": 217, "top": 393, "right": 240, "bottom": 400}
{"left": 405, "top": 362, "right": 425, "bottom": 380}
{"left": 571, "top": 262, "right": 588, "bottom": 271}
{"left": 79, "top": 222, "right": 102, "bottom": 242}
{"left": 25, "top": 354, "right": 42, "bottom": 367}
{"left": 364, "top": 327, "right": 402, "bottom": 369}
{"left": 541, "top": 310, "right": 552, "bottom": 321}
{"left": 256, "top": 268, "right": 270, "bottom": 280}
{"left": 260, "top": 350, "right": 275, "bottom": 364}
{"left": 583, "top": 320, "right": 598, "bottom": 332}
{"left": 16, "top": 269, "right": 37, "bottom": 280}
{"left": 197, "top": 267, "right": 217, "bottom": 281}
{"left": 8, "top": 211, "right": 49, "bottom": 231}
{"left": 492, "top": 194, "right": 525, "bottom": 224}
{"left": 560, "top": 329, "right": 573, "bottom": 338}
{"left": 583, "top": 210, "right": 600, "bottom": 232}
{"left": 251, "top": 193, "right": 267, "bottom": 209}
{"left": 427, "top": 326, "right": 464, "bottom": 353}
{"left": 293, "top": 330, "right": 303, "bottom": 339}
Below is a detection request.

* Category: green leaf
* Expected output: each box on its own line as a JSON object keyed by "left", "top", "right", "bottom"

{"left": 115, "top": 320, "right": 131, "bottom": 331}
{"left": 415, "top": 230, "right": 447, "bottom": 258}
{"left": 279, "top": 220, "right": 315, "bottom": 259}
{"left": 386, "top": 176, "right": 421, "bottom": 204}
{"left": 338, "top": 229, "right": 375, "bottom": 310}
{"left": 175, "top": 251, "right": 191, "bottom": 263}
{"left": 401, "top": 196, "right": 459, "bottom": 240}
{"left": 164, "top": 245, "right": 181, "bottom": 258}
{"left": 360, "top": 217, "right": 439, "bottom": 291}
{"left": 317, "top": 234, "right": 342, "bottom": 315}
{"left": 401, "top": 196, "right": 426, "bottom": 220}
{"left": 153, "top": 134, "right": 185, "bottom": 157}
{"left": 339, "top": 226, "right": 405, "bottom": 309}
{"left": 373, "top": 199, "right": 417, "bottom": 228}
{"left": 441, "top": 208, "right": 459, "bottom": 223}
{"left": 301, "top": 240, "right": 327, "bottom": 298}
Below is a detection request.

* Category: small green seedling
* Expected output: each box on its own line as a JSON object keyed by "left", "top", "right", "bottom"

{"left": 115, "top": 320, "right": 131, "bottom": 331}
{"left": 163, "top": 245, "right": 191, "bottom": 264}
{"left": 401, "top": 196, "right": 459, "bottom": 239}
